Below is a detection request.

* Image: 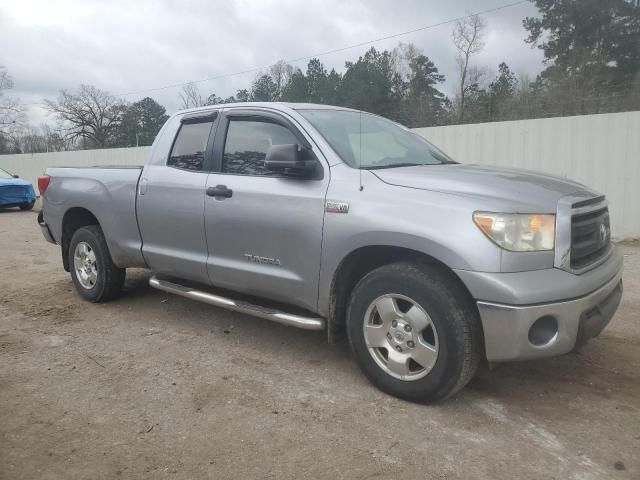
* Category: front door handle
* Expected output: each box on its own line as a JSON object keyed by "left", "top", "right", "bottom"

{"left": 206, "top": 185, "right": 233, "bottom": 199}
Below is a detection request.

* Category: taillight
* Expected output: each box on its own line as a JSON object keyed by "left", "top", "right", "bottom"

{"left": 38, "top": 175, "right": 50, "bottom": 194}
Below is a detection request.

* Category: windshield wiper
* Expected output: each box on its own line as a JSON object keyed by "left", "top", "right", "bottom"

{"left": 365, "top": 163, "right": 424, "bottom": 170}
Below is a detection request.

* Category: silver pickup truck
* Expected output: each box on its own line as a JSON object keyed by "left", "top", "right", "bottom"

{"left": 37, "top": 103, "right": 623, "bottom": 402}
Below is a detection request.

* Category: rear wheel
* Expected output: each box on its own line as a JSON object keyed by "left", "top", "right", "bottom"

{"left": 347, "top": 261, "right": 482, "bottom": 403}
{"left": 19, "top": 200, "right": 35, "bottom": 211}
{"left": 68, "top": 225, "right": 125, "bottom": 302}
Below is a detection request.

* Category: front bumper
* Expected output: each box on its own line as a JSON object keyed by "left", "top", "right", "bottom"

{"left": 477, "top": 266, "right": 623, "bottom": 362}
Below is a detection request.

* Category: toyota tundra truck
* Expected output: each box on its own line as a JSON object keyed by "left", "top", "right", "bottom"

{"left": 37, "top": 103, "right": 623, "bottom": 402}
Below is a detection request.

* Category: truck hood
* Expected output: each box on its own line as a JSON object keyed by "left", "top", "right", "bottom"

{"left": 371, "top": 164, "right": 598, "bottom": 212}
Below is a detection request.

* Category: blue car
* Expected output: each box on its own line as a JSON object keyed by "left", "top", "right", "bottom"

{"left": 0, "top": 167, "right": 37, "bottom": 210}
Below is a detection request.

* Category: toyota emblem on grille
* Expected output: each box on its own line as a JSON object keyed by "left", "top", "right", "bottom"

{"left": 600, "top": 223, "right": 608, "bottom": 243}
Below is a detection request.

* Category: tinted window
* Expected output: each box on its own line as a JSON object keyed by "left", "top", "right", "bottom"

{"left": 167, "top": 121, "right": 213, "bottom": 171}
{"left": 223, "top": 120, "right": 299, "bottom": 176}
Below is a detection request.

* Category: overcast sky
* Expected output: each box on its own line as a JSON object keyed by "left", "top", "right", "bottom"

{"left": 0, "top": 0, "right": 543, "bottom": 125}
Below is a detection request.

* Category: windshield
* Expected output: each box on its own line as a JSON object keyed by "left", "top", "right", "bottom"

{"left": 0, "top": 168, "right": 14, "bottom": 179}
{"left": 298, "top": 109, "right": 455, "bottom": 169}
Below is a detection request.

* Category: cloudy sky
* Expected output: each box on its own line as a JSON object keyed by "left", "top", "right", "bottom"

{"left": 0, "top": 0, "right": 543, "bottom": 125}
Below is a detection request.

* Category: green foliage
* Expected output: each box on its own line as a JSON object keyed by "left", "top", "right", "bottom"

{"left": 340, "top": 48, "right": 396, "bottom": 115}
{"left": 403, "top": 55, "right": 448, "bottom": 126}
{"left": 116, "top": 97, "right": 169, "bottom": 147}
{"left": 251, "top": 75, "right": 279, "bottom": 101}
{"left": 489, "top": 63, "right": 517, "bottom": 101}
{"left": 205, "top": 93, "right": 224, "bottom": 105}
{"left": 235, "top": 89, "right": 250, "bottom": 102}
{"left": 244, "top": 45, "right": 448, "bottom": 127}
{"left": 281, "top": 69, "right": 309, "bottom": 102}
{"left": 216, "top": 2, "right": 637, "bottom": 125}
{"left": 523, "top": 0, "right": 640, "bottom": 115}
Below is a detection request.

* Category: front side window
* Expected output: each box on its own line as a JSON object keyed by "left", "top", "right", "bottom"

{"left": 167, "top": 121, "right": 213, "bottom": 171}
{"left": 222, "top": 120, "right": 299, "bottom": 176}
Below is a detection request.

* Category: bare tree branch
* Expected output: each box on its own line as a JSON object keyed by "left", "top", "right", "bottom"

{"left": 269, "top": 61, "right": 294, "bottom": 99}
{"left": 179, "top": 82, "right": 204, "bottom": 109}
{"left": 0, "top": 66, "right": 26, "bottom": 133}
{"left": 452, "top": 14, "right": 487, "bottom": 121}
{"left": 44, "top": 84, "right": 126, "bottom": 148}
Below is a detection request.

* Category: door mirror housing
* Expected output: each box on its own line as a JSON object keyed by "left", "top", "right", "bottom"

{"left": 265, "top": 144, "right": 316, "bottom": 177}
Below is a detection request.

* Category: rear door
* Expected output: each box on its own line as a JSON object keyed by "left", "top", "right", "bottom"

{"left": 137, "top": 111, "right": 218, "bottom": 284}
{"left": 203, "top": 109, "right": 329, "bottom": 311}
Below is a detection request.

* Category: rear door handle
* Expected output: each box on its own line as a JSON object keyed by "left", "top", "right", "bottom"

{"left": 206, "top": 185, "right": 233, "bottom": 199}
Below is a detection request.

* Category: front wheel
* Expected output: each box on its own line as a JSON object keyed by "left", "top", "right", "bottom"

{"left": 347, "top": 262, "right": 482, "bottom": 403}
{"left": 68, "top": 225, "right": 125, "bottom": 302}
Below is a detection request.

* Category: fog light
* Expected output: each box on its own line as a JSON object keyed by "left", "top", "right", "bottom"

{"left": 528, "top": 315, "right": 558, "bottom": 347}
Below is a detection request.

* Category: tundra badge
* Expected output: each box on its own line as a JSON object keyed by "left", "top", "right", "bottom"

{"left": 244, "top": 254, "right": 282, "bottom": 266}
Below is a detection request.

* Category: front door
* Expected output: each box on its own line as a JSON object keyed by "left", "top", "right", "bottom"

{"left": 204, "top": 110, "right": 328, "bottom": 311}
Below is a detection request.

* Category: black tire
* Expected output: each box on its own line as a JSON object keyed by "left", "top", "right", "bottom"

{"left": 68, "top": 225, "right": 125, "bottom": 302}
{"left": 347, "top": 261, "right": 482, "bottom": 403}
{"left": 19, "top": 200, "right": 35, "bottom": 211}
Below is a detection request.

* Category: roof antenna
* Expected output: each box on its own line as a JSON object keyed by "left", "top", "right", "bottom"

{"left": 359, "top": 110, "right": 364, "bottom": 191}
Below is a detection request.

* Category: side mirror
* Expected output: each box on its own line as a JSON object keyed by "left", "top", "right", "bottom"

{"left": 265, "top": 144, "right": 316, "bottom": 177}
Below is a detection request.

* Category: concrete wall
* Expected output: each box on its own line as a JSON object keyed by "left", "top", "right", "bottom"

{"left": 1, "top": 111, "right": 638, "bottom": 238}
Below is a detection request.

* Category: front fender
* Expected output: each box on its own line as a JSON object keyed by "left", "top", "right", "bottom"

{"left": 317, "top": 168, "right": 503, "bottom": 317}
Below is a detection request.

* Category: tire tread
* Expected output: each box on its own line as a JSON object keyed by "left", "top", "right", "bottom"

{"left": 347, "top": 260, "right": 483, "bottom": 402}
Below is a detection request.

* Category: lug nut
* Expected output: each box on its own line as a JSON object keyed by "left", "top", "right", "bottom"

{"left": 395, "top": 346, "right": 402, "bottom": 352}
{"left": 404, "top": 324, "right": 412, "bottom": 332}
{"left": 407, "top": 341, "right": 415, "bottom": 348}
{"left": 386, "top": 333, "right": 392, "bottom": 340}
{"left": 391, "top": 320, "right": 398, "bottom": 328}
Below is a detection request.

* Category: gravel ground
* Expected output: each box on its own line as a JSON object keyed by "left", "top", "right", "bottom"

{"left": 1, "top": 209, "right": 638, "bottom": 480}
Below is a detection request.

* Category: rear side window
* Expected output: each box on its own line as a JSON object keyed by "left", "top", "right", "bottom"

{"left": 222, "top": 120, "right": 299, "bottom": 176}
{"left": 167, "top": 121, "right": 213, "bottom": 171}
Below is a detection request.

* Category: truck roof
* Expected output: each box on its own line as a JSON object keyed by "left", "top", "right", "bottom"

{"left": 173, "top": 102, "right": 358, "bottom": 116}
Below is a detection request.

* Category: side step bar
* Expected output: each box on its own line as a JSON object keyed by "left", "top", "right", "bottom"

{"left": 149, "top": 276, "right": 325, "bottom": 331}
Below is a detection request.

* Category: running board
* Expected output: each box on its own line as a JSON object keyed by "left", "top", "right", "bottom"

{"left": 148, "top": 276, "right": 325, "bottom": 331}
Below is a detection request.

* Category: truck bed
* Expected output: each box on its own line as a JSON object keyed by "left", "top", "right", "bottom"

{"left": 43, "top": 166, "right": 146, "bottom": 268}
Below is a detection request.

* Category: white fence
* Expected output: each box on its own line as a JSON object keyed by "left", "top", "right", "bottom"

{"left": 1, "top": 111, "right": 639, "bottom": 238}
{"left": 0, "top": 146, "right": 151, "bottom": 189}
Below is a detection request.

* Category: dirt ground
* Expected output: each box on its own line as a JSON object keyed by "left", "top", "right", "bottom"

{"left": 1, "top": 209, "right": 638, "bottom": 480}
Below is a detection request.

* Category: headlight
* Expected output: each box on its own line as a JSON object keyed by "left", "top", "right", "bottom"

{"left": 473, "top": 212, "right": 555, "bottom": 252}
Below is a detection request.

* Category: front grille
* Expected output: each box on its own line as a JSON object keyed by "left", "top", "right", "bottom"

{"left": 570, "top": 207, "right": 610, "bottom": 269}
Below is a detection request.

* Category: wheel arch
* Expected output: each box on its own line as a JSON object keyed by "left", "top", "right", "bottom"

{"left": 61, "top": 207, "right": 100, "bottom": 271}
{"left": 327, "top": 245, "right": 481, "bottom": 343}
